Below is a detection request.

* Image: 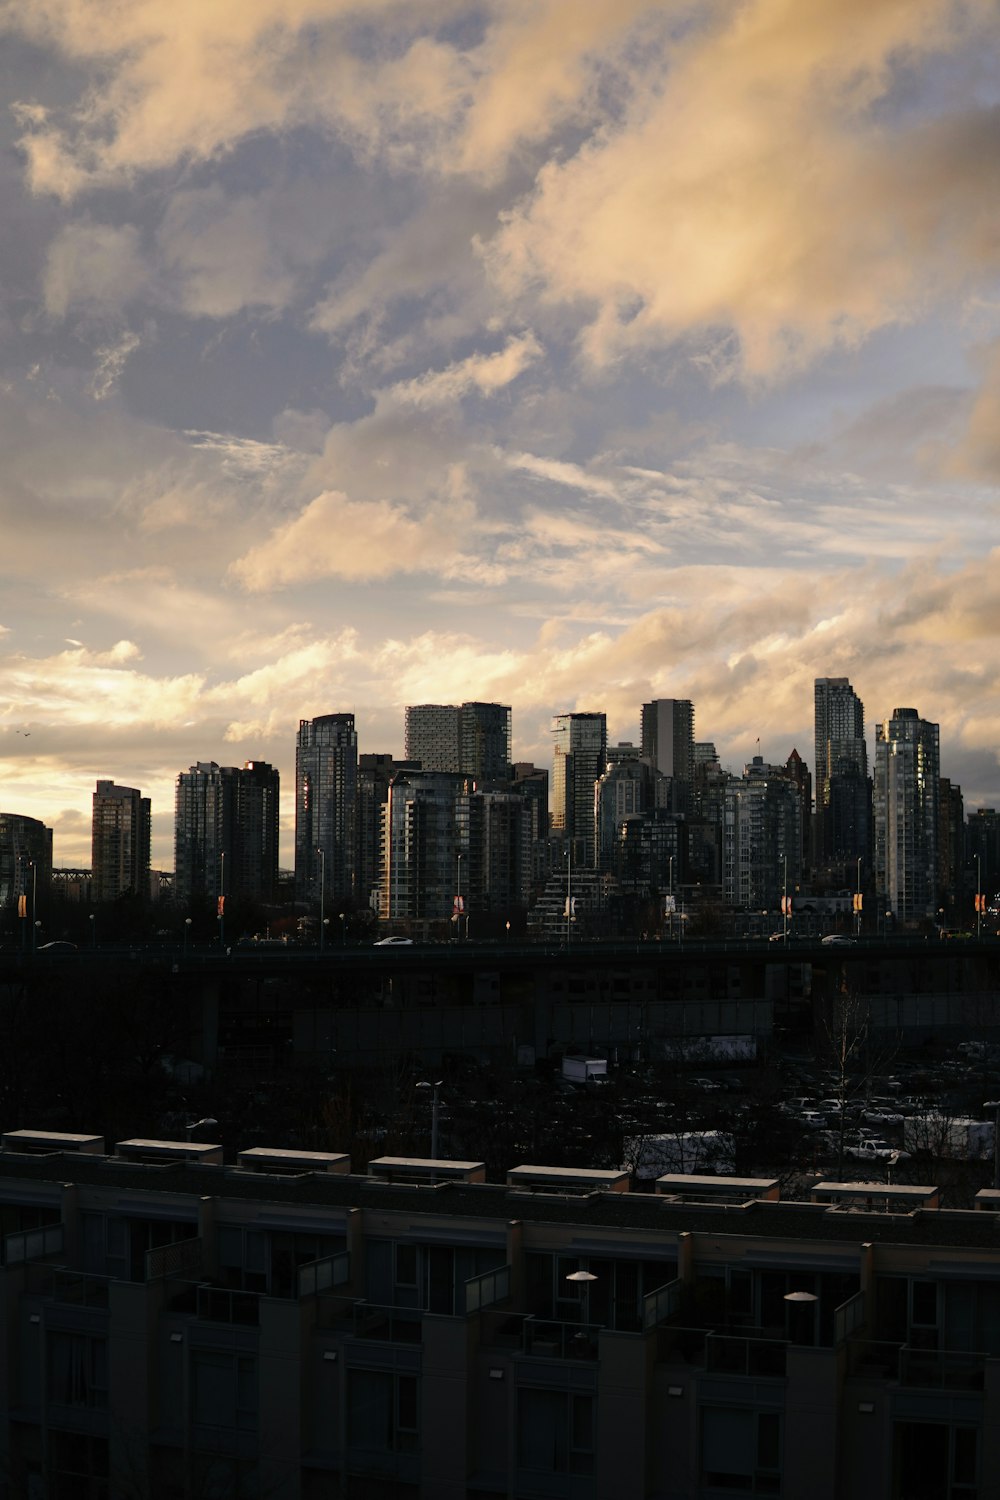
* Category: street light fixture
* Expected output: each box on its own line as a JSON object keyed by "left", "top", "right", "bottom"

{"left": 975, "top": 853, "right": 983, "bottom": 940}
{"left": 89, "top": 912, "right": 96, "bottom": 950}
{"left": 184, "top": 1116, "right": 218, "bottom": 1142}
{"left": 985, "top": 1100, "right": 1000, "bottom": 1191}
{"left": 184, "top": 916, "right": 192, "bottom": 955}
{"left": 317, "top": 847, "right": 326, "bottom": 952}
{"left": 565, "top": 1268, "right": 598, "bottom": 1326}
{"left": 415, "top": 1080, "right": 444, "bottom": 1159}
{"left": 338, "top": 912, "right": 346, "bottom": 947}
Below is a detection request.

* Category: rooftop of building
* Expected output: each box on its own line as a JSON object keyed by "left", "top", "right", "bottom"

{"left": 2, "top": 1134, "right": 1000, "bottom": 1253}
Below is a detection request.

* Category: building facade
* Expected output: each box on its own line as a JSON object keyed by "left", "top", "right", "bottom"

{"left": 92, "top": 781, "right": 151, "bottom": 907}
{"left": 874, "top": 708, "right": 940, "bottom": 922}
{"left": 380, "top": 770, "right": 465, "bottom": 925}
{"left": 1, "top": 1135, "right": 999, "bottom": 1500}
{"left": 640, "top": 699, "right": 695, "bottom": 811}
{"left": 175, "top": 761, "right": 279, "bottom": 908}
{"left": 814, "top": 678, "right": 869, "bottom": 873}
{"left": 552, "top": 713, "right": 607, "bottom": 869}
{"left": 0, "top": 813, "right": 52, "bottom": 915}
{"left": 295, "top": 715, "right": 358, "bottom": 912}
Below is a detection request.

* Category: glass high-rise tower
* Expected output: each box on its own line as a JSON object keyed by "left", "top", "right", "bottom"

{"left": 295, "top": 714, "right": 358, "bottom": 910}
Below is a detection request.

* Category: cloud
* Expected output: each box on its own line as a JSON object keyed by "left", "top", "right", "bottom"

{"left": 484, "top": 0, "right": 1000, "bottom": 376}
{"left": 43, "top": 222, "right": 147, "bottom": 317}
{"left": 386, "top": 332, "right": 543, "bottom": 408}
{"left": 228, "top": 489, "right": 473, "bottom": 590}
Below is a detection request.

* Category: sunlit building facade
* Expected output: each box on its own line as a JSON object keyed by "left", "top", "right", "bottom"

{"left": 874, "top": 707, "right": 940, "bottom": 922}
{"left": 91, "top": 780, "right": 151, "bottom": 905}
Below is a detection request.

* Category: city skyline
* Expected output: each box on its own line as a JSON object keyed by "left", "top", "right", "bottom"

{"left": 1, "top": 3, "right": 999, "bottom": 867}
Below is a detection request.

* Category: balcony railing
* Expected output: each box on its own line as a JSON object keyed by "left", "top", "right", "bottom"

{"left": 705, "top": 1331, "right": 788, "bottom": 1378}
{"left": 522, "top": 1317, "right": 602, "bottom": 1360}
{"left": 464, "top": 1263, "right": 511, "bottom": 1315}
{"left": 899, "top": 1346, "right": 987, "bottom": 1391}
{"left": 196, "top": 1285, "right": 261, "bottom": 1326}
{"left": 643, "top": 1277, "right": 684, "bottom": 1331}
{"left": 24, "top": 1264, "right": 111, "bottom": 1308}
{"left": 5, "top": 1223, "right": 64, "bottom": 1266}
{"left": 351, "top": 1302, "right": 423, "bottom": 1343}
{"left": 297, "top": 1250, "right": 351, "bottom": 1299}
{"left": 834, "top": 1290, "right": 866, "bottom": 1345}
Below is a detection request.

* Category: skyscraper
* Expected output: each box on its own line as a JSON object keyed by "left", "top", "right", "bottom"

{"left": 174, "top": 762, "right": 279, "bottom": 907}
{"left": 295, "top": 715, "right": 358, "bottom": 910}
{"left": 640, "top": 699, "right": 695, "bottom": 782}
{"left": 552, "top": 712, "right": 607, "bottom": 867}
{"left": 381, "top": 769, "right": 464, "bottom": 923}
{"left": 405, "top": 702, "right": 512, "bottom": 783}
{"left": 92, "top": 781, "right": 151, "bottom": 904}
{"left": 814, "top": 677, "right": 869, "bottom": 873}
{"left": 404, "top": 705, "right": 461, "bottom": 773}
{"left": 874, "top": 707, "right": 940, "bottom": 921}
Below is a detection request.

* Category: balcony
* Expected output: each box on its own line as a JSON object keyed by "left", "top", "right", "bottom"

{"left": 847, "top": 1339, "right": 989, "bottom": 1391}
{"left": 24, "top": 1263, "right": 111, "bottom": 1309}
{"left": 521, "top": 1317, "right": 602, "bottom": 1360}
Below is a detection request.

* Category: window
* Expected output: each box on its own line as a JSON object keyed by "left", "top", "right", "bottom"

{"left": 702, "top": 1407, "right": 782, "bottom": 1493}
{"left": 192, "top": 1352, "right": 257, "bottom": 1433}
{"left": 893, "top": 1422, "right": 978, "bottom": 1500}
{"left": 47, "top": 1333, "right": 108, "bottom": 1409}
{"left": 517, "top": 1389, "right": 594, "bottom": 1476}
{"left": 347, "top": 1370, "right": 419, "bottom": 1454}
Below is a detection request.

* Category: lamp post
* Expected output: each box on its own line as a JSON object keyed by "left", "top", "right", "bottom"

{"left": 316, "top": 847, "right": 326, "bottom": 951}
{"left": 668, "top": 854, "right": 674, "bottom": 941}
{"left": 33, "top": 920, "right": 41, "bottom": 953}
{"left": 184, "top": 916, "right": 192, "bottom": 955}
{"left": 985, "top": 1100, "right": 1000, "bottom": 1192}
{"left": 89, "top": 912, "right": 96, "bottom": 951}
{"left": 565, "top": 842, "right": 572, "bottom": 948}
{"left": 30, "top": 860, "right": 38, "bottom": 953}
{"left": 455, "top": 852, "right": 464, "bottom": 943}
{"left": 976, "top": 853, "right": 982, "bottom": 940}
{"left": 856, "top": 856, "right": 863, "bottom": 939}
{"left": 339, "top": 912, "right": 346, "bottom": 947}
{"left": 782, "top": 855, "right": 789, "bottom": 943}
{"left": 415, "top": 1080, "right": 443, "bottom": 1159}
{"left": 565, "top": 1268, "right": 597, "bottom": 1327}
{"left": 218, "top": 851, "right": 226, "bottom": 949}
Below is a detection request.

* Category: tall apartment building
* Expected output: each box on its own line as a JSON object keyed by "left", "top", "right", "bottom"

{"left": 874, "top": 707, "right": 940, "bottom": 921}
{"left": 295, "top": 714, "right": 358, "bottom": 911}
{"left": 552, "top": 712, "right": 607, "bottom": 868}
{"left": 0, "top": 813, "right": 52, "bottom": 912}
{"left": 723, "top": 757, "right": 803, "bottom": 910}
{"left": 404, "top": 704, "right": 461, "bottom": 772}
{"left": 380, "top": 769, "right": 464, "bottom": 924}
{"left": 405, "top": 702, "right": 512, "bottom": 783}
{"left": 174, "top": 761, "right": 279, "bottom": 907}
{"left": 814, "top": 677, "right": 869, "bottom": 872}
{"left": 458, "top": 787, "right": 532, "bottom": 919}
{"left": 594, "top": 756, "right": 657, "bottom": 870}
{"left": 640, "top": 698, "right": 694, "bottom": 812}
{"left": 91, "top": 780, "right": 151, "bottom": 904}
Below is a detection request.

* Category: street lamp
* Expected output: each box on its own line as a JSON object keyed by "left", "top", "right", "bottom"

{"left": 33, "top": 919, "right": 41, "bottom": 952}
{"left": 782, "top": 855, "right": 789, "bottom": 943}
{"left": 985, "top": 1100, "right": 1000, "bottom": 1191}
{"left": 565, "top": 1268, "right": 598, "bottom": 1326}
{"left": 976, "top": 853, "right": 982, "bottom": 940}
{"left": 415, "top": 1080, "right": 444, "bottom": 1159}
{"left": 783, "top": 1289, "right": 818, "bottom": 1345}
{"left": 184, "top": 916, "right": 192, "bottom": 955}
{"left": 89, "top": 912, "right": 96, "bottom": 950}
{"left": 456, "top": 852, "right": 464, "bottom": 943}
{"left": 218, "top": 851, "right": 226, "bottom": 949}
{"left": 856, "top": 857, "right": 863, "bottom": 939}
{"left": 565, "top": 842, "right": 573, "bottom": 948}
{"left": 339, "top": 912, "right": 346, "bottom": 947}
{"left": 317, "top": 847, "right": 326, "bottom": 951}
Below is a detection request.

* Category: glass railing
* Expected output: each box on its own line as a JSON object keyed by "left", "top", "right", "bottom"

{"left": 834, "top": 1290, "right": 866, "bottom": 1345}
{"left": 642, "top": 1277, "right": 684, "bottom": 1331}
{"left": 196, "top": 1285, "right": 261, "bottom": 1326}
{"left": 464, "top": 1263, "right": 511, "bottom": 1314}
{"left": 351, "top": 1302, "right": 423, "bottom": 1343}
{"left": 899, "top": 1346, "right": 988, "bottom": 1391}
{"left": 522, "top": 1317, "right": 601, "bottom": 1360}
{"left": 24, "top": 1263, "right": 111, "bottom": 1308}
{"left": 297, "top": 1250, "right": 351, "bottom": 1299}
{"left": 706, "top": 1331, "right": 788, "bottom": 1378}
{"left": 4, "top": 1223, "right": 64, "bottom": 1265}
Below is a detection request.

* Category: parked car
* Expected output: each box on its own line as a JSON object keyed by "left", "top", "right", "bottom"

{"left": 373, "top": 936, "right": 414, "bottom": 946}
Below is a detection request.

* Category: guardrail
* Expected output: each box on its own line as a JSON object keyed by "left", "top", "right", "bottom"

{"left": 4, "top": 1222, "right": 64, "bottom": 1265}
{"left": 834, "top": 1289, "right": 866, "bottom": 1345}
{"left": 706, "top": 1332, "right": 787, "bottom": 1378}
{"left": 642, "top": 1276, "right": 684, "bottom": 1331}
{"left": 298, "top": 1249, "right": 351, "bottom": 1299}
{"left": 351, "top": 1302, "right": 423, "bottom": 1343}
{"left": 522, "top": 1317, "right": 601, "bottom": 1360}
{"left": 196, "top": 1285, "right": 260, "bottom": 1326}
{"left": 899, "top": 1346, "right": 988, "bottom": 1391}
{"left": 464, "top": 1263, "right": 511, "bottom": 1314}
{"left": 24, "top": 1263, "right": 111, "bottom": 1308}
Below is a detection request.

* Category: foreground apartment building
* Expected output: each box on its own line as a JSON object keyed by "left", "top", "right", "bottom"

{"left": 0, "top": 1133, "right": 998, "bottom": 1499}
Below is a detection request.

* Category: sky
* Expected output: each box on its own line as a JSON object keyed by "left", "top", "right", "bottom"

{"left": 1, "top": 0, "right": 999, "bottom": 869}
